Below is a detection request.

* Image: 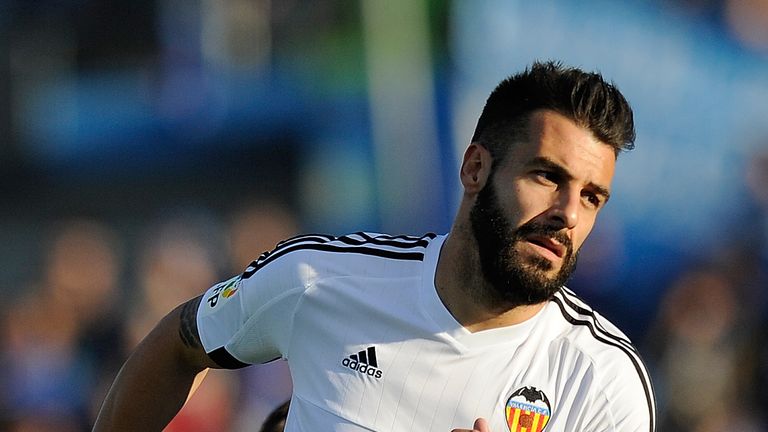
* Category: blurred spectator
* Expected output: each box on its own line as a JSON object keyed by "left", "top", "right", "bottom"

{"left": 227, "top": 201, "right": 300, "bottom": 272}
{"left": 126, "top": 211, "right": 225, "bottom": 347}
{"left": 126, "top": 210, "right": 237, "bottom": 432}
{"left": 226, "top": 201, "right": 297, "bottom": 431}
{"left": 724, "top": 0, "right": 768, "bottom": 53}
{"left": 0, "top": 219, "right": 124, "bottom": 430}
{"left": 742, "top": 148, "right": 768, "bottom": 421}
{"left": 645, "top": 266, "right": 763, "bottom": 431}
{"left": 744, "top": 148, "right": 768, "bottom": 271}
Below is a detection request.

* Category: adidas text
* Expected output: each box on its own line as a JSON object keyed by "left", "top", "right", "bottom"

{"left": 342, "top": 347, "right": 383, "bottom": 379}
{"left": 342, "top": 358, "right": 383, "bottom": 379}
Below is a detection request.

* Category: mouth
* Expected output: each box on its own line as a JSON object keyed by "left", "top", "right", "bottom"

{"left": 524, "top": 235, "right": 566, "bottom": 259}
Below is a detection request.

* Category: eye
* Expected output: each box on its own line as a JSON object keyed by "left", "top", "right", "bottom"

{"left": 582, "top": 192, "right": 602, "bottom": 208}
{"left": 534, "top": 170, "right": 558, "bottom": 184}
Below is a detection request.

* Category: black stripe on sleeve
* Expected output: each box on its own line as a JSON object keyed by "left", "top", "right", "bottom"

{"left": 558, "top": 288, "right": 635, "bottom": 350}
{"left": 208, "top": 347, "right": 250, "bottom": 369}
{"left": 242, "top": 238, "right": 429, "bottom": 280}
{"left": 343, "top": 232, "right": 432, "bottom": 248}
{"left": 551, "top": 296, "right": 656, "bottom": 432}
{"left": 275, "top": 233, "right": 337, "bottom": 249}
{"left": 276, "top": 232, "right": 434, "bottom": 250}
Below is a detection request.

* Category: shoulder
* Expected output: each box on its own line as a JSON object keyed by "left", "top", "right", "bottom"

{"left": 266, "top": 231, "right": 437, "bottom": 260}
{"left": 241, "top": 232, "right": 438, "bottom": 281}
{"left": 548, "top": 288, "right": 657, "bottom": 431}
{"left": 549, "top": 288, "right": 636, "bottom": 359}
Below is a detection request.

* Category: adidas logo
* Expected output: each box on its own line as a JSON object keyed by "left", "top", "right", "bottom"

{"left": 341, "top": 346, "right": 383, "bottom": 379}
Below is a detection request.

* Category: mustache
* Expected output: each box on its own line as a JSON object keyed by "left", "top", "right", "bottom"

{"left": 514, "top": 221, "right": 573, "bottom": 251}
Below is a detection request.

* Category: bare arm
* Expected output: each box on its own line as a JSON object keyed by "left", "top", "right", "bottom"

{"left": 93, "top": 295, "right": 221, "bottom": 431}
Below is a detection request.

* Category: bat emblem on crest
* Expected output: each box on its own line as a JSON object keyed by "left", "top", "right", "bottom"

{"left": 505, "top": 386, "right": 551, "bottom": 432}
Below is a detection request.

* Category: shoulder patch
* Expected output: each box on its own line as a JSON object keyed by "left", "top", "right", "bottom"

{"left": 204, "top": 276, "right": 242, "bottom": 309}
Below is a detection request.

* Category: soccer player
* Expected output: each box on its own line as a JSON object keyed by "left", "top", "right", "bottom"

{"left": 94, "top": 61, "right": 656, "bottom": 431}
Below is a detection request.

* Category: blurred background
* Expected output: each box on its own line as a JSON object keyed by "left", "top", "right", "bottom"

{"left": 0, "top": 0, "right": 767, "bottom": 430}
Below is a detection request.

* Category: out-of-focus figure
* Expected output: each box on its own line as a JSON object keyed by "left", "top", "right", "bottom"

{"left": 127, "top": 211, "right": 237, "bottom": 432}
{"left": 646, "top": 266, "right": 763, "bottom": 431}
{"left": 226, "top": 201, "right": 298, "bottom": 431}
{"left": 743, "top": 148, "right": 768, "bottom": 423}
{"left": 0, "top": 219, "right": 124, "bottom": 430}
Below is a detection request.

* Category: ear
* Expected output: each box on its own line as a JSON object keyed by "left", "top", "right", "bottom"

{"left": 460, "top": 143, "right": 493, "bottom": 194}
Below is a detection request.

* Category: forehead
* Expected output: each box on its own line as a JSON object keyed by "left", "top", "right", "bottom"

{"left": 504, "top": 110, "right": 616, "bottom": 186}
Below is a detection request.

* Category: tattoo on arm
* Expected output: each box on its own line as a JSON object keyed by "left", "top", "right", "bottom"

{"left": 178, "top": 295, "right": 203, "bottom": 349}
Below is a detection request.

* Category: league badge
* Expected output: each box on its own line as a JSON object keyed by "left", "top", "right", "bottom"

{"left": 206, "top": 275, "right": 241, "bottom": 308}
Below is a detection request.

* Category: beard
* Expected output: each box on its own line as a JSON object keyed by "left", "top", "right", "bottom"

{"left": 469, "top": 179, "right": 579, "bottom": 307}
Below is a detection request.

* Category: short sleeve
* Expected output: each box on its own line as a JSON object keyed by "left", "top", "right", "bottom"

{"left": 196, "top": 252, "right": 308, "bottom": 368}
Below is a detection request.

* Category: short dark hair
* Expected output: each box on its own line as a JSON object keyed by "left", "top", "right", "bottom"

{"left": 471, "top": 61, "right": 635, "bottom": 165}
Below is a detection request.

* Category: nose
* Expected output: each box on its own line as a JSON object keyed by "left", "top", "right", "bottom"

{"left": 547, "top": 188, "right": 579, "bottom": 230}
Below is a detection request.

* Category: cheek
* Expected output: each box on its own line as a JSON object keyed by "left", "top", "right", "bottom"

{"left": 508, "top": 184, "right": 553, "bottom": 222}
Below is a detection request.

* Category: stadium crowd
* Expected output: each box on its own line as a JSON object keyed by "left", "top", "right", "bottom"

{"left": 0, "top": 202, "right": 297, "bottom": 431}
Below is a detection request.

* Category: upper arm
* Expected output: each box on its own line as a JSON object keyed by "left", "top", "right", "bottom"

{"left": 166, "top": 295, "right": 222, "bottom": 370}
{"left": 197, "top": 265, "right": 304, "bottom": 366}
{"left": 92, "top": 295, "right": 220, "bottom": 430}
{"left": 178, "top": 295, "right": 203, "bottom": 350}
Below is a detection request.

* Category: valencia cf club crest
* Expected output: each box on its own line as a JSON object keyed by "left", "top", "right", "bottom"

{"left": 505, "top": 386, "right": 551, "bottom": 432}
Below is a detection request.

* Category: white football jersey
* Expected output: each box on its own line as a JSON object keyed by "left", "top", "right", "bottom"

{"left": 197, "top": 232, "right": 656, "bottom": 432}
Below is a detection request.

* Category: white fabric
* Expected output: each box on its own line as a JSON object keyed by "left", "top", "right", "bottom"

{"left": 197, "top": 232, "right": 655, "bottom": 431}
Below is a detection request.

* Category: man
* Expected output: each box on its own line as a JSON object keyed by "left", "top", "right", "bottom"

{"left": 94, "top": 61, "right": 656, "bottom": 431}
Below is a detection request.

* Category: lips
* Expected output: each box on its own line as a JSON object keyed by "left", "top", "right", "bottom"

{"left": 525, "top": 235, "right": 566, "bottom": 258}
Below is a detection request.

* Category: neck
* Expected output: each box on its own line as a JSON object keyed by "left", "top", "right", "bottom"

{"left": 435, "top": 229, "right": 547, "bottom": 333}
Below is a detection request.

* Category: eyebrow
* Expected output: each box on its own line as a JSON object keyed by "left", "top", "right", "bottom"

{"left": 526, "top": 156, "right": 612, "bottom": 203}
